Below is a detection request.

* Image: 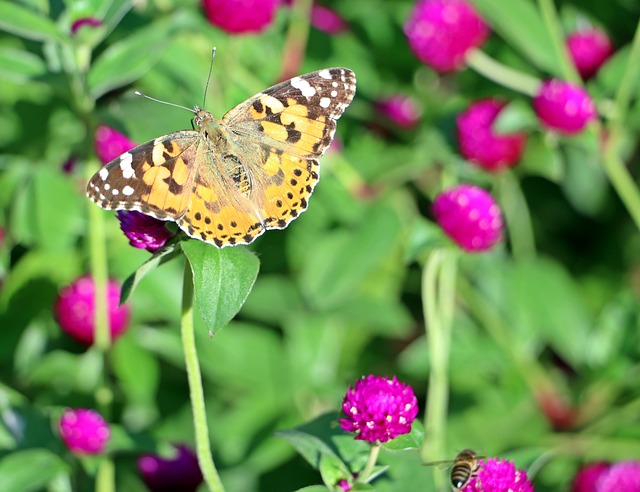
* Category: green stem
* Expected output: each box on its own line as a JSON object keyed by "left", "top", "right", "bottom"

{"left": 357, "top": 444, "right": 381, "bottom": 484}
{"left": 181, "top": 261, "right": 225, "bottom": 492}
{"left": 421, "top": 250, "right": 457, "bottom": 491}
{"left": 95, "top": 457, "right": 115, "bottom": 492}
{"left": 600, "top": 20, "right": 640, "bottom": 232}
{"left": 466, "top": 50, "right": 540, "bottom": 96}
{"left": 279, "top": 0, "right": 313, "bottom": 80}
{"left": 496, "top": 171, "right": 536, "bottom": 259}
{"left": 537, "top": 0, "right": 580, "bottom": 83}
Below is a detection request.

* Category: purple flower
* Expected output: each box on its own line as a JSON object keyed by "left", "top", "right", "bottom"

{"left": 376, "top": 95, "right": 422, "bottom": 129}
{"left": 310, "top": 5, "right": 348, "bottom": 34}
{"left": 404, "top": 0, "right": 489, "bottom": 73}
{"left": 202, "top": 0, "right": 280, "bottom": 34}
{"left": 336, "top": 479, "right": 352, "bottom": 491}
{"left": 340, "top": 375, "right": 418, "bottom": 443}
{"left": 596, "top": 461, "right": 640, "bottom": 492}
{"left": 54, "top": 275, "right": 130, "bottom": 346}
{"left": 59, "top": 408, "right": 110, "bottom": 455}
{"left": 457, "top": 99, "right": 526, "bottom": 172}
{"left": 94, "top": 125, "right": 136, "bottom": 165}
{"left": 533, "top": 79, "right": 596, "bottom": 134}
{"left": 71, "top": 17, "right": 102, "bottom": 35}
{"left": 138, "top": 444, "right": 203, "bottom": 492}
{"left": 462, "top": 458, "right": 533, "bottom": 492}
{"left": 567, "top": 28, "right": 614, "bottom": 80}
{"left": 117, "top": 211, "right": 174, "bottom": 253}
{"left": 571, "top": 462, "right": 610, "bottom": 492}
{"left": 432, "top": 184, "right": 503, "bottom": 252}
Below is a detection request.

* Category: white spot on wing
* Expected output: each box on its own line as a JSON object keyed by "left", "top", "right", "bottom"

{"left": 99, "top": 168, "right": 108, "bottom": 180}
{"left": 291, "top": 77, "right": 317, "bottom": 98}
{"left": 112, "top": 189, "right": 119, "bottom": 195}
{"left": 120, "top": 152, "right": 135, "bottom": 179}
{"left": 320, "top": 97, "right": 331, "bottom": 108}
{"left": 318, "top": 69, "right": 332, "bottom": 79}
{"left": 122, "top": 185, "right": 134, "bottom": 196}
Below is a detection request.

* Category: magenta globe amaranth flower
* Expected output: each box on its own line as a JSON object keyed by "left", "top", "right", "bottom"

{"left": 404, "top": 0, "right": 489, "bottom": 73}
{"left": 596, "top": 461, "right": 640, "bottom": 492}
{"left": 567, "top": 28, "right": 614, "bottom": 80}
{"left": 432, "top": 185, "right": 503, "bottom": 252}
{"left": 138, "top": 444, "right": 203, "bottom": 492}
{"left": 95, "top": 125, "right": 136, "bottom": 164}
{"left": 117, "top": 211, "right": 174, "bottom": 253}
{"left": 202, "top": 0, "right": 280, "bottom": 34}
{"left": 463, "top": 458, "right": 533, "bottom": 492}
{"left": 310, "top": 5, "right": 348, "bottom": 34}
{"left": 59, "top": 408, "right": 110, "bottom": 455}
{"left": 54, "top": 275, "right": 130, "bottom": 346}
{"left": 533, "top": 79, "right": 596, "bottom": 134}
{"left": 571, "top": 462, "right": 610, "bottom": 492}
{"left": 457, "top": 99, "right": 526, "bottom": 172}
{"left": 340, "top": 375, "right": 418, "bottom": 443}
{"left": 376, "top": 96, "right": 422, "bottom": 129}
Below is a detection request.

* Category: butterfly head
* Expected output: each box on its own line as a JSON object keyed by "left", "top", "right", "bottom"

{"left": 194, "top": 106, "right": 214, "bottom": 127}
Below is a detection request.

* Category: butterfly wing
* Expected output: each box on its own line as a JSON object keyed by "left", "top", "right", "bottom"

{"left": 86, "top": 131, "right": 200, "bottom": 220}
{"left": 221, "top": 68, "right": 356, "bottom": 231}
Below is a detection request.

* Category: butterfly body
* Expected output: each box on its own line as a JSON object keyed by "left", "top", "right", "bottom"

{"left": 87, "top": 68, "right": 356, "bottom": 247}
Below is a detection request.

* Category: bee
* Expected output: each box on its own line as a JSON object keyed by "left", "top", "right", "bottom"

{"left": 423, "top": 449, "right": 483, "bottom": 490}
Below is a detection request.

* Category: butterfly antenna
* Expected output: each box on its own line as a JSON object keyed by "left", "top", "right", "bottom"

{"left": 202, "top": 47, "right": 217, "bottom": 109}
{"left": 134, "top": 91, "right": 196, "bottom": 114}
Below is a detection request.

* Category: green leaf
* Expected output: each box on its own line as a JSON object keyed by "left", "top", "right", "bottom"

{"left": 492, "top": 100, "right": 537, "bottom": 134}
{"left": 471, "top": 0, "right": 558, "bottom": 74}
{"left": 182, "top": 241, "right": 259, "bottom": 333}
{"left": 0, "top": 3, "right": 63, "bottom": 42}
{"left": 120, "top": 241, "right": 182, "bottom": 304}
{"left": 87, "top": 20, "right": 176, "bottom": 99}
{"left": 382, "top": 420, "right": 424, "bottom": 451}
{"left": 519, "top": 134, "right": 564, "bottom": 182}
{"left": 0, "top": 449, "right": 68, "bottom": 491}
{"left": 562, "top": 136, "right": 608, "bottom": 216}
{"left": 0, "top": 47, "right": 46, "bottom": 82}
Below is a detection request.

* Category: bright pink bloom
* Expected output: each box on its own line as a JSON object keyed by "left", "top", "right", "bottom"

{"left": 463, "top": 458, "right": 533, "bottom": 492}
{"left": 71, "top": 17, "right": 102, "bottom": 35}
{"left": 336, "top": 479, "right": 352, "bottom": 491}
{"left": 596, "top": 461, "right": 640, "bottom": 492}
{"left": 376, "top": 96, "right": 422, "bottom": 129}
{"left": 202, "top": 0, "right": 280, "bottom": 34}
{"left": 311, "top": 5, "right": 348, "bottom": 34}
{"left": 117, "top": 211, "right": 174, "bottom": 253}
{"left": 94, "top": 125, "right": 136, "bottom": 164}
{"left": 457, "top": 99, "right": 526, "bottom": 171}
{"left": 54, "top": 275, "right": 130, "bottom": 346}
{"left": 59, "top": 409, "right": 110, "bottom": 454}
{"left": 340, "top": 375, "right": 418, "bottom": 443}
{"left": 533, "top": 79, "right": 596, "bottom": 134}
{"left": 138, "top": 444, "right": 203, "bottom": 492}
{"left": 572, "top": 462, "right": 610, "bottom": 492}
{"left": 432, "top": 184, "right": 503, "bottom": 252}
{"left": 567, "top": 28, "right": 614, "bottom": 80}
{"left": 404, "top": 0, "right": 489, "bottom": 72}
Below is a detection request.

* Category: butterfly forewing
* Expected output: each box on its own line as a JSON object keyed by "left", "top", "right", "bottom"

{"left": 86, "top": 67, "right": 356, "bottom": 248}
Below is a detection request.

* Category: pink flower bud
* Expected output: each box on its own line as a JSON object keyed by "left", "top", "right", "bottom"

{"left": 567, "top": 28, "right": 614, "bottom": 80}
{"left": 117, "top": 211, "right": 174, "bottom": 253}
{"left": 59, "top": 408, "right": 110, "bottom": 455}
{"left": 202, "top": 0, "right": 280, "bottom": 34}
{"left": 432, "top": 184, "right": 503, "bottom": 252}
{"left": 457, "top": 99, "right": 526, "bottom": 171}
{"left": 533, "top": 79, "right": 596, "bottom": 134}
{"left": 340, "top": 375, "right": 418, "bottom": 443}
{"left": 94, "top": 125, "right": 136, "bottom": 165}
{"left": 138, "top": 444, "right": 203, "bottom": 492}
{"left": 54, "top": 275, "right": 130, "bottom": 346}
{"left": 596, "top": 461, "right": 640, "bottom": 492}
{"left": 571, "top": 462, "right": 610, "bottom": 492}
{"left": 376, "top": 95, "right": 422, "bottom": 129}
{"left": 404, "top": 0, "right": 489, "bottom": 73}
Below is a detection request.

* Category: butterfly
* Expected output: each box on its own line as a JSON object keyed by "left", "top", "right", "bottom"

{"left": 87, "top": 68, "right": 356, "bottom": 248}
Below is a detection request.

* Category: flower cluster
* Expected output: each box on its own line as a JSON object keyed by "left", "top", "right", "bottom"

{"left": 572, "top": 461, "right": 640, "bottom": 492}
{"left": 463, "top": 457, "right": 534, "bottom": 492}
{"left": 340, "top": 375, "right": 418, "bottom": 443}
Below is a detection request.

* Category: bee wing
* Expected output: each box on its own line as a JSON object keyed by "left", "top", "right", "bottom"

{"left": 422, "top": 460, "right": 455, "bottom": 470}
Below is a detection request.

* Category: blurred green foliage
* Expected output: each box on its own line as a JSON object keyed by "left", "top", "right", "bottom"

{"left": 1, "top": 0, "right": 640, "bottom": 491}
